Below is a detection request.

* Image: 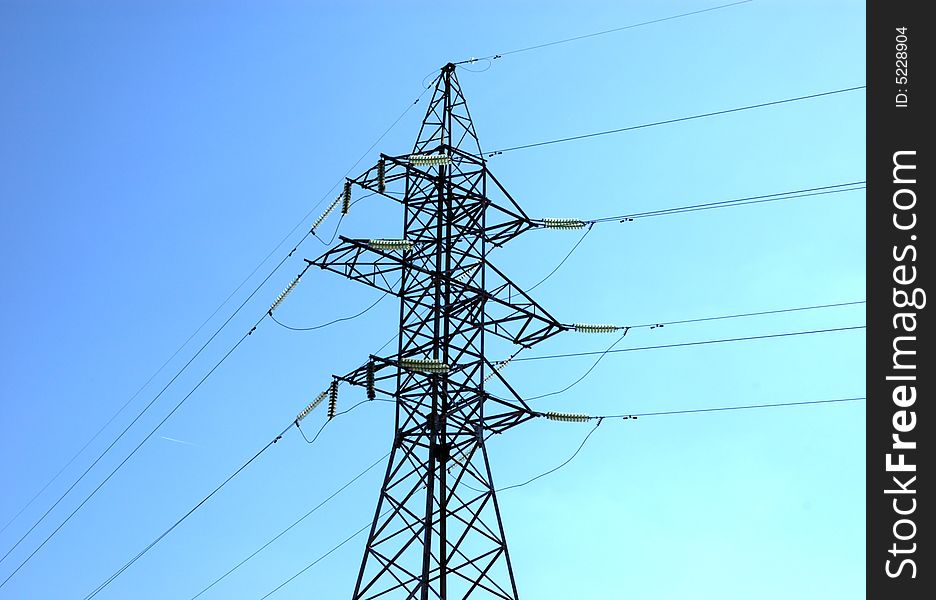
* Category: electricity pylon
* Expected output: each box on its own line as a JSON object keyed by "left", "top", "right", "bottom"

{"left": 308, "top": 63, "right": 565, "bottom": 599}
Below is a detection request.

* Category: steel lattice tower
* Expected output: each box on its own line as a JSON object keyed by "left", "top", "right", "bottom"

{"left": 308, "top": 63, "right": 565, "bottom": 599}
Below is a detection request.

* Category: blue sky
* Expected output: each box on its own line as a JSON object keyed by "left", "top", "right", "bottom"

{"left": 0, "top": 1, "right": 864, "bottom": 598}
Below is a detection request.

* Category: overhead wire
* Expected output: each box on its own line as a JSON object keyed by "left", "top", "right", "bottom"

{"left": 0, "top": 240, "right": 311, "bottom": 546}
{"left": 487, "top": 86, "right": 865, "bottom": 156}
{"left": 498, "top": 419, "right": 603, "bottom": 492}
{"left": 526, "top": 225, "right": 592, "bottom": 292}
{"left": 512, "top": 325, "right": 865, "bottom": 363}
{"left": 0, "top": 312, "right": 268, "bottom": 590}
{"left": 296, "top": 397, "right": 394, "bottom": 445}
{"left": 628, "top": 299, "right": 865, "bottom": 330}
{"left": 257, "top": 514, "right": 389, "bottom": 600}
{"left": 84, "top": 382, "right": 393, "bottom": 597}
{"left": 604, "top": 396, "right": 864, "bottom": 419}
{"left": 258, "top": 397, "right": 865, "bottom": 600}
{"left": 489, "top": 301, "right": 864, "bottom": 400}
{"left": 0, "top": 256, "right": 309, "bottom": 579}
{"left": 463, "top": 394, "right": 863, "bottom": 494}
{"left": 83, "top": 381, "right": 393, "bottom": 595}
{"left": 585, "top": 182, "right": 865, "bottom": 223}
{"left": 81, "top": 423, "right": 295, "bottom": 600}
{"left": 460, "top": 0, "right": 755, "bottom": 63}
{"left": 270, "top": 291, "right": 391, "bottom": 332}
{"left": 14, "top": 14, "right": 866, "bottom": 592}
{"left": 2, "top": 74, "right": 427, "bottom": 544}
{"left": 525, "top": 328, "right": 630, "bottom": 401}
{"left": 1, "top": 79, "right": 431, "bottom": 587}
{"left": 312, "top": 213, "right": 346, "bottom": 245}
{"left": 188, "top": 454, "right": 390, "bottom": 599}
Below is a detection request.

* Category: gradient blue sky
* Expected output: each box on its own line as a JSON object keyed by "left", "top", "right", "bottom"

{"left": 0, "top": 1, "right": 864, "bottom": 598}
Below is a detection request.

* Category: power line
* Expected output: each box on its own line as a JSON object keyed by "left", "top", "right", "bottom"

{"left": 83, "top": 391, "right": 392, "bottom": 596}
{"left": 461, "top": 0, "right": 754, "bottom": 63}
{"left": 526, "top": 329, "right": 630, "bottom": 401}
{"left": 188, "top": 454, "right": 390, "bottom": 599}
{"left": 266, "top": 384, "right": 837, "bottom": 599}
{"left": 629, "top": 299, "right": 865, "bottom": 330}
{"left": 0, "top": 312, "right": 269, "bottom": 591}
{"left": 297, "top": 398, "right": 393, "bottom": 445}
{"left": 257, "top": 516, "right": 384, "bottom": 600}
{"left": 605, "top": 396, "right": 864, "bottom": 419}
{"left": 0, "top": 83, "right": 427, "bottom": 557}
{"left": 0, "top": 258, "right": 306, "bottom": 578}
{"left": 512, "top": 325, "right": 865, "bottom": 363}
{"left": 84, "top": 391, "right": 392, "bottom": 597}
{"left": 515, "top": 301, "right": 864, "bottom": 402}
{"left": 586, "top": 182, "right": 865, "bottom": 223}
{"left": 527, "top": 225, "right": 592, "bottom": 292}
{"left": 0, "top": 246, "right": 309, "bottom": 546}
{"left": 465, "top": 395, "right": 863, "bottom": 494}
{"left": 270, "top": 291, "right": 391, "bottom": 332}
{"left": 487, "top": 85, "right": 864, "bottom": 156}
{"left": 81, "top": 424, "right": 295, "bottom": 600}
{"left": 0, "top": 82, "right": 431, "bottom": 585}
{"left": 498, "top": 419, "right": 603, "bottom": 492}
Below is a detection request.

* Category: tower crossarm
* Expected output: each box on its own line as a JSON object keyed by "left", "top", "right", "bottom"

{"left": 346, "top": 149, "right": 538, "bottom": 248}
{"left": 308, "top": 237, "right": 567, "bottom": 348}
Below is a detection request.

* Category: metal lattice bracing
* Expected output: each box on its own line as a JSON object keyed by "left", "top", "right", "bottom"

{"left": 309, "top": 63, "right": 564, "bottom": 599}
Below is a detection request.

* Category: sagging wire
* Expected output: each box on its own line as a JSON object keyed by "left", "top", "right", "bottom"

{"left": 527, "top": 224, "right": 592, "bottom": 292}
{"left": 310, "top": 195, "right": 341, "bottom": 234}
{"left": 270, "top": 290, "right": 392, "bottom": 332}
{"left": 498, "top": 418, "right": 603, "bottom": 492}
{"left": 459, "top": 394, "right": 864, "bottom": 496}
{"left": 453, "top": 57, "right": 494, "bottom": 72}
{"left": 525, "top": 328, "right": 630, "bottom": 401}
{"left": 295, "top": 378, "right": 393, "bottom": 446}
{"left": 296, "top": 397, "right": 394, "bottom": 445}
{"left": 459, "top": 419, "right": 604, "bottom": 495}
